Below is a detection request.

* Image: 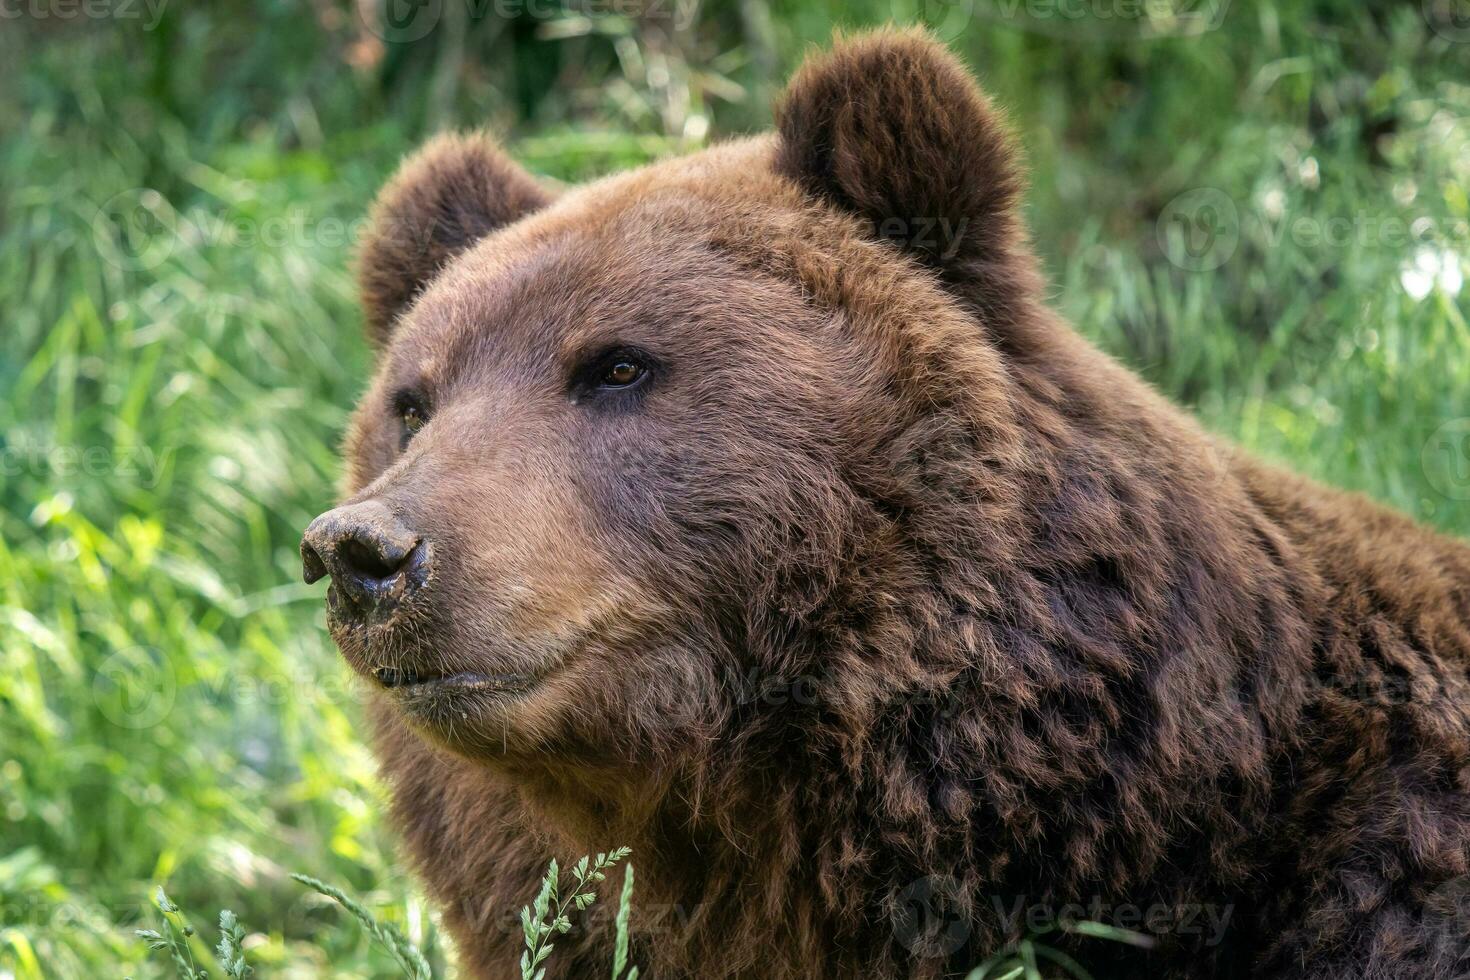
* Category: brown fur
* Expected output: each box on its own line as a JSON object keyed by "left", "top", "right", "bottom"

{"left": 322, "top": 29, "right": 1470, "bottom": 979}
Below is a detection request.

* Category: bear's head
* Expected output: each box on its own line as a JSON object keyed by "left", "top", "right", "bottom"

{"left": 303, "top": 30, "right": 1056, "bottom": 780}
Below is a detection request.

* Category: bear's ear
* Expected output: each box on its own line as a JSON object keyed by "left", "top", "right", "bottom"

{"left": 774, "top": 30, "right": 1031, "bottom": 314}
{"left": 357, "top": 132, "right": 553, "bottom": 346}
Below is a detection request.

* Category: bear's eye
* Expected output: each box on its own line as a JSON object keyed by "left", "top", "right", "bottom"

{"left": 570, "top": 348, "right": 656, "bottom": 404}
{"left": 574, "top": 348, "right": 654, "bottom": 397}
{"left": 600, "top": 358, "right": 646, "bottom": 388}
{"left": 393, "top": 392, "right": 431, "bottom": 449}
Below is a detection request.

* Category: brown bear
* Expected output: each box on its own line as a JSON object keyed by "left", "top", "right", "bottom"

{"left": 300, "top": 29, "right": 1470, "bottom": 980}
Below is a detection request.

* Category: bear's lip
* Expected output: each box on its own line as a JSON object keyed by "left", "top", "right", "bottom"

{"left": 373, "top": 666, "right": 533, "bottom": 693}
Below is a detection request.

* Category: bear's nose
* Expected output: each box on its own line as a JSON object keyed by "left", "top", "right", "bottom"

{"left": 301, "top": 501, "right": 428, "bottom": 620}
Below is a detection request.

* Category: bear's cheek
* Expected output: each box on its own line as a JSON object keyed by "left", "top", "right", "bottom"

{"left": 413, "top": 452, "right": 661, "bottom": 648}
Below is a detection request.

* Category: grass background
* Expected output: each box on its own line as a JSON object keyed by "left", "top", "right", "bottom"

{"left": 2, "top": 0, "right": 1469, "bottom": 975}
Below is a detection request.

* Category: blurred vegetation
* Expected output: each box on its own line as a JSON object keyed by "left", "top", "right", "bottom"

{"left": 2, "top": 0, "right": 1468, "bottom": 976}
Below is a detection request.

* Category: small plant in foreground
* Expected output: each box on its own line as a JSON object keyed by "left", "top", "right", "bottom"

{"left": 213, "top": 910, "right": 254, "bottom": 979}
{"left": 132, "top": 886, "right": 253, "bottom": 980}
{"left": 611, "top": 861, "right": 639, "bottom": 980}
{"left": 292, "top": 873, "right": 435, "bottom": 980}
{"left": 133, "top": 850, "right": 639, "bottom": 979}
{"left": 135, "top": 852, "right": 1138, "bottom": 979}
{"left": 519, "top": 847, "right": 636, "bottom": 980}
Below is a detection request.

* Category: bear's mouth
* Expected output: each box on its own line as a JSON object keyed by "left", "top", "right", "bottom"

{"left": 373, "top": 666, "right": 533, "bottom": 693}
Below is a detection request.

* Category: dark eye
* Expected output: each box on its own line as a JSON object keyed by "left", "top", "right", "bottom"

{"left": 570, "top": 348, "right": 657, "bottom": 404}
{"left": 598, "top": 356, "right": 647, "bottom": 389}
{"left": 393, "top": 392, "right": 430, "bottom": 448}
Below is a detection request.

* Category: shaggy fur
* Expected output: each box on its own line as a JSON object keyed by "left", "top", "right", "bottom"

{"left": 315, "top": 29, "right": 1470, "bottom": 979}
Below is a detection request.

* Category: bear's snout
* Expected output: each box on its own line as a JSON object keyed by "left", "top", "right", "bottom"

{"left": 301, "top": 500, "right": 430, "bottom": 625}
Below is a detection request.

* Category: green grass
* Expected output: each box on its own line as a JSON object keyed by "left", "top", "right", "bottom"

{"left": 2, "top": 1, "right": 1468, "bottom": 977}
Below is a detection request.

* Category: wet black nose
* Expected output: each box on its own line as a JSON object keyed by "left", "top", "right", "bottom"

{"left": 301, "top": 501, "right": 428, "bottom": 620}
